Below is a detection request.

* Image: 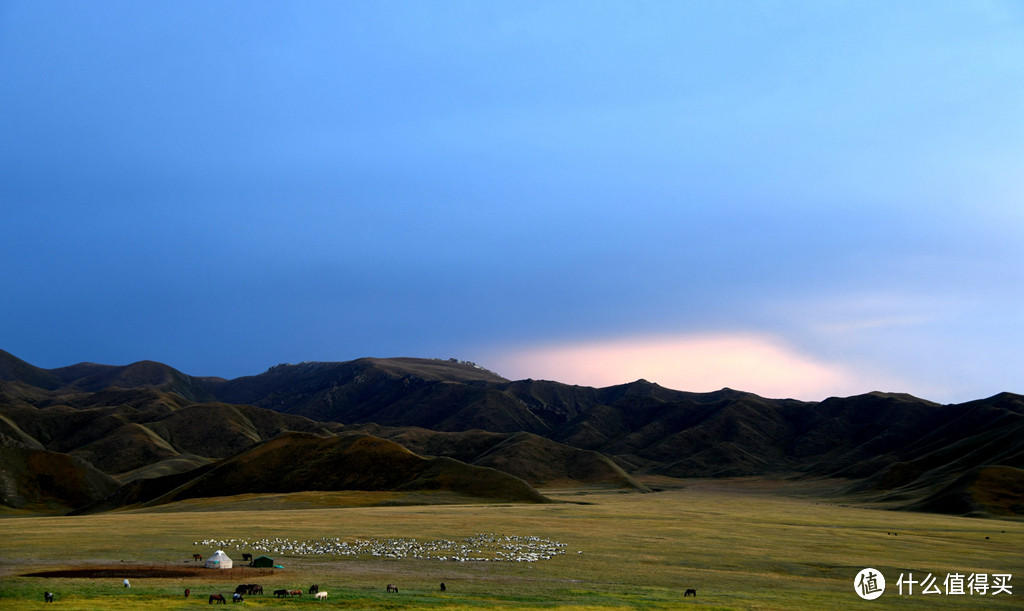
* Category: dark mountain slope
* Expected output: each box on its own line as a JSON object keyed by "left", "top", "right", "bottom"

{"left": 71, "top": 422, "right": 181, "bottom": 474}
{"left": 592, "top": 392, "right": 796, "bottom": 477}
{"left": 0, "top": 349, "right": 62, "bottom": 390}
{"left": 0, "top": 387, "right": 334, "bottom": 479}
{"left": 791, "top": 392, "right": 946, "bottom": 477}
{"left": 845, "top": 395, "right": 1024, "bottom": 499}
{"left": 903, "top": 466, "right": 1024, "bottom": 517}
{"left": 472, "top": 432, "right": 648, "bottom": 490}
{"left": 2, "top": 349, "right": 1022, "bottom": 517}
{"left": 50, "top": 360, "right": 216, "bottom": 402}
{"left": 143, "top": 402, "right": 330, "bottom": 460}
{"left": 70, "top": 462, "right": 217, "bottom": 515}
{"left": 204, "top": 358, "right": 531, "bottom": 430}
{"left": 362, "top": 426, "right": 647, "bottom": 490}
{"left": 115, "top": 432, "right": 549, "bottom": 510}
{"left": 0, "top": 437, "right": 121, "bottom": 513}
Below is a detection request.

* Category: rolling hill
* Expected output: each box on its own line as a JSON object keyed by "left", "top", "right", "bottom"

{"left": 73, "top": 432, "right": 550, "bottom": 513}
{"left": 2, "top": 350, "right": 1022, "bottom": 517}
{"left": 357, "top": 427, "right": 648, "bottom": 490}
{"left": 0, "top": 435, "right": 121, "bottom": 513}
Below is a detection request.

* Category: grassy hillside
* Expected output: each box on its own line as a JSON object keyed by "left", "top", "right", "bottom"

{"left": 82, "top": 432, "right": 550, "bottom": 512}
{"left": 905, "top": 466, "right": 1024, "bottom": 517}
{"left": 0, "top": 393, "right": 332, "bottom": 476}
{"left": 0, "top": 442, "right": 120, "bottom": 513}
{"left": 371, "top": 427, "right": 647, "bottom": 490}
{"left": 3, "top": 349, "right": 1023, "bottom": 518}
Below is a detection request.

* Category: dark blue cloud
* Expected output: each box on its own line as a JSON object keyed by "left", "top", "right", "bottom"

{"left": 2, "top": 1, "right": 1022, "bottom": 401}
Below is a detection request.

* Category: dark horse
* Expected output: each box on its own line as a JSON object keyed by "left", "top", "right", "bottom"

{"left": 209, "top": 593, "right": 226, "bottom": 604}
{"left": 684, "top": 588, "right": 697, "bottom": 597}
{"left": 309, "top": 584, "right": 319, "bottom": 595}
{"left": 44, "top": 592, "right": 54, "bottom": 603}
{"left": 241, "top": 553, "right": 252, "bottom": 562}
{"left": 387, "top": 583, "right": 399, "bottom": 593}
{"left": 273, "top": 589, "right": 288, "bottom": 597}
{"left": 193, "top": 554, "right": 203, "bottom": 562}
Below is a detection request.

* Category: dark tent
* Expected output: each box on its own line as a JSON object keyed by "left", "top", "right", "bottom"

{"left": 251, "top": 555, "right": 274, "bottom": 568}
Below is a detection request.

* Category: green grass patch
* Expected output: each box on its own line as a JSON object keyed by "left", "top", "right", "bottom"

{"left": 1, "top": 480, "right": 1021, "bottom": 609}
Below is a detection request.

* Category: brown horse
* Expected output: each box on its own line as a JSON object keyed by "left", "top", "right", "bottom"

{"left": 193, "top": 554, "right": 203, "bottom": 562}
{"left": 386, "top": 583, "right": 399, "bottom": 593}
{"left": 289, "top": 589, "right": 303, "bottom": 597}
{"left": 209, "top": 593, "right": 226, "bottom": 604}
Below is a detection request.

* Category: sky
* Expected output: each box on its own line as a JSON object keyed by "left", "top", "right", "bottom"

{"left": 1, "top": 1, "right": 1022, "bottom": 403}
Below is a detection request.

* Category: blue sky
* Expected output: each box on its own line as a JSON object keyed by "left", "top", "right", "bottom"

{"left": 2, "top": 1, "right": 1022, "bottom": 402}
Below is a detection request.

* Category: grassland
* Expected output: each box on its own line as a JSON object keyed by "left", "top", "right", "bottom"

{"left": 0, "top": 479, "right": 1021, "bottom": 610}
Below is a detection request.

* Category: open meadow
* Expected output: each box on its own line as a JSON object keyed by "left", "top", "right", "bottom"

{"left": 1, "top": 480, "right": 1021, "bottom": 610}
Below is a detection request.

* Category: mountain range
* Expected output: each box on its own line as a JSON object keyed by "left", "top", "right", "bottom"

{"left": 1, "top": 349, "right": 1022, "bottom": 517}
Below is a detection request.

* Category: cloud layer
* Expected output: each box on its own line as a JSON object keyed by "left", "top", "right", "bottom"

{"left": 486, "top": 333, "right": 875, "bottom": 401}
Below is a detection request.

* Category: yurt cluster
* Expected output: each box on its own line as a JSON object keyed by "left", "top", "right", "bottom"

{"left": 204, "top": 549, "right": 275, "bottom": 569}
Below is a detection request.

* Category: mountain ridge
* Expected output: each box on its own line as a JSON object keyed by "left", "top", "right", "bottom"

{"left": 1, "top": 350, "right": 1021, "bottom": 517}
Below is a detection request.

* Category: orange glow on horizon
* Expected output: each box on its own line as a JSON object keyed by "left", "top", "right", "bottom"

{"left": 487, "top": 333, "right": 868, "bottom": 400}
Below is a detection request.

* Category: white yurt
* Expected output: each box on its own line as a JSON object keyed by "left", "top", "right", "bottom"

{"left": 205, "top": 550, "right": 233, "bottom": 569}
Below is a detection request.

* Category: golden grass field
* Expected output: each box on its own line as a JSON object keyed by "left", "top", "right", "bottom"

{"left": 0, "top": 479, "right": 1021, "bottom": 610}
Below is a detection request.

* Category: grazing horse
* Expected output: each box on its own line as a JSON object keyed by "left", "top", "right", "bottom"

{"left": 44, "top": 592, "right": 54, "bottom": 603}
{"left": 185, "top": 588, "right": 191, "bottom": 598}
{"left": 309, "top": 584, "right": 319, "bottom": 594}
{"left": 289, "top": 589, "right": 303, "bottom": 597}
{"left": 273, "top": 589, "right": 288, "bottom": 597}
{"left": 241, "top": 553, "right": 252, "bottom": 562}
{"left": 209, "top": 593, "right": 226, "bottom": 604}
{"left": 315, "top": 591, "right": 328, "bottom": 600}
{"left": 684, "top": 588, "right": 697, "bottom": 597}
{"left": 440, "top": 582, "right": 446, "bottom": 592}
{"left": 386, "top": 583, "right": 399, "bottom": 593}
{"left": 250, "top": 584, "right": 263, "bottom": 595}
{"left": 193, "top": 554, "right": 203, "bottom": 562}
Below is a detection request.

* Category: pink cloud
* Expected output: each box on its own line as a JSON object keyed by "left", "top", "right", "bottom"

{"left": 485, "top": 333, "right": 867, "bottom": 400}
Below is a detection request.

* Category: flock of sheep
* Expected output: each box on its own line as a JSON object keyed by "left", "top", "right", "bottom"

{"left": 196, "top": 533, "right": 570, "bottom": 563}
